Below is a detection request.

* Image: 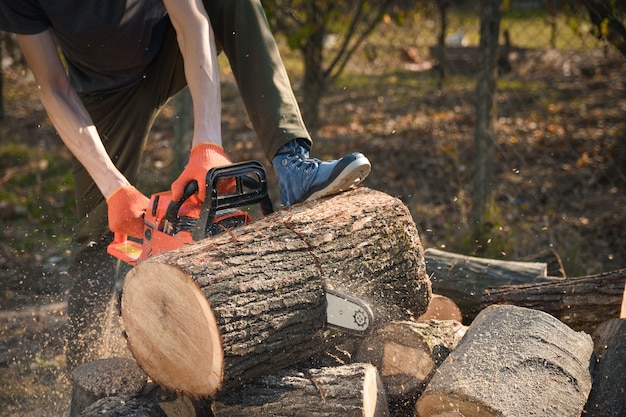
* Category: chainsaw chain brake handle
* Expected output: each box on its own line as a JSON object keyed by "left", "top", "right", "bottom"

{"left": 192, "top": 160, "right": 274, "bottom": 241}
{"left": 164, "top": 180, "right": 200, "bottom": 227}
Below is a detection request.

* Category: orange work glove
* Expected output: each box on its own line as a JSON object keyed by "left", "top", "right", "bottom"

{"left": 106, "top": 185, "right": 150, "bottom": 239}
{"left": 171, "top": 142, "right": 234, "bottom": 202}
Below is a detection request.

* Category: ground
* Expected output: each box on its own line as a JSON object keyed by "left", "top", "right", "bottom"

{"left": 1, "top": 25, "right": 625, "bottom": 416}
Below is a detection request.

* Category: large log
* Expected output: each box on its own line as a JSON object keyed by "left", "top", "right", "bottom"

{"left": 481, "top": 268, "right": 626, "bottom": 333}
{"left": 415, "top": 305, "right": 593, "bottom": 417}
{"left": 424, "top": 248, "right": 558, "bottom": 321}
{"left": 584, "top": 318, "right": 626, "bottom": 417}
{"left": 212, "top": 363, "right": 389, "bottom": 417}
{"left": 353, "top": 320, "right": 466, "bottom": 399}
{"left": 121, "top": 188, "right": 430, "bottom": 398}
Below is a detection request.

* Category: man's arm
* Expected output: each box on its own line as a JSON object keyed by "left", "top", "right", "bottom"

{"left": 16, "top": 30, "right": 130, "bottom": 199}
{"left": 163, "top": 0, "right": 222, "bottom": 147}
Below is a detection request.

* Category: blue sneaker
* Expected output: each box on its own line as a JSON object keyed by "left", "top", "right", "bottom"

{"left": 272, "top": 139, "right": 371, "bottom": 207}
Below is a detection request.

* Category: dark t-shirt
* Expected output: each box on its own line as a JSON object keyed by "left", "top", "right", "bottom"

{"left": 0, "top": 0, "right": 169, "bottom": 94}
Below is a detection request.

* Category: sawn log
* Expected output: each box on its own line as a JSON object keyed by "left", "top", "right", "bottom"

{"left": 353, "top": 320, "right": 466, "bottom": 399}
{"left": 69, "top": 358, "right": 147, "bottom": 417}
{"left": 481, "top": 268, "right": 626, "bottom": 333}
{"left": 212, "top": 363, "right": 389, "bottom": 417}
{"left": 424, "top": 248, "right": 559, "bottom": 321}
{"left": 584, "top": 318, "right": 626, "bottom": 417}
{"left": 121, "top": 188, "right": 430, "bottom": 398}
{"left": 415, "top": 304, "right": 593, "bottom": 417}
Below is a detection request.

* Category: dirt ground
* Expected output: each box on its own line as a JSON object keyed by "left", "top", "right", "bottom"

{"left": 1, "top": 32, "right": 625, "bottom": 415}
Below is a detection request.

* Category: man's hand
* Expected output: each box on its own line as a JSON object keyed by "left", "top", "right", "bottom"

{"left": 107, "top": 185, "right": 150, "bottom": 239}
{"left": 171, "top": 142, "right": 233, "bottom": 202}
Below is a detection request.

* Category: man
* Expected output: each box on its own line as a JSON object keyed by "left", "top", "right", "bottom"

{"left": 0, "top": 0, "right": 371, "bottom": 370}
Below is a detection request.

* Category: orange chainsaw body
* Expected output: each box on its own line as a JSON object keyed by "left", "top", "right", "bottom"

{"left": 107, "top": 161, "right": 272, "bottom": 266}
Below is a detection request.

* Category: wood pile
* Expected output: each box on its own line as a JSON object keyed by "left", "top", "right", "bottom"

{"left": 68, "top": 188, "right": 626, "bottom": 417}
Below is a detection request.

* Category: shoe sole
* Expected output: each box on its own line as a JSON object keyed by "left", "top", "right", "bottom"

{"left": 302, "top": 153, "right": 372, "bottom": 203}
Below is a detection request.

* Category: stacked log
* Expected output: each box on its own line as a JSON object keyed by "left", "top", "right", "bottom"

{"left": 77, "top": 396, "right": 168, "bottom": 417}
{"left": 425, "top": 247, "right": 559, "bottom": 321}
{"left": 619, "top": 282, "right": 626, "bottom": 319}
{"left": 68, "top": 188, "right": 626, "bottom": 416}
{"left": 482, "top": 268, "right": 626, "bottom": 333}
{"left": 212, "top": 363, "right": 389, "bottom": 417}
{"left": 415, "top": 304, "right": 593, "bottom": 417}
{"left": 416, "top": 294, "right": 462, "bottom": 322}
{"left": 68, "top": 357, "right": 147, "bottom": 417}
{"left": 353, "top": 320, "right": 466, "bottom": 399}
{"left": 584, "top": 318, "right": 626, "bottom": 416}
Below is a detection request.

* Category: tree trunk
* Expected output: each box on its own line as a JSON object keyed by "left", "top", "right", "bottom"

{"left": 416, "top": 304, "right": 593, "bottom": 417}
{"left": 583, "top": 0, "right": 626, "bottom": 57}
{"left": 425, "top": 247, "right": 557, "bottom": 321}
{"left": 300, "top": 2, "right": 326, "bottom": 131}
{"left": 481, "top": 268, "right": 626, "bottom": 334}
{"left": 212, "top": 363, "right": 389, "bottom": 417}
{"left": 121, "top": 188, "right": 430, "bottom": 397}
{"left": 471, "top": 0, "right": 501, "bottom": 234}
{"left": 69, "top": 358, "right": 147, "bottom": 417}
{"left": 584, "top": 318, "right": 626, "bottom": 417}
{"left": 353, "top": 320, "right": 466, "bottom": 399}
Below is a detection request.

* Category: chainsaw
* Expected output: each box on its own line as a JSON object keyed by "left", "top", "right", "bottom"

{"left": 107, "top": 160, "right": 373, "bottom": 333}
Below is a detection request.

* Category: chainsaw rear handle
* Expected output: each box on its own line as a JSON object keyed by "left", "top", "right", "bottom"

{"left": 193, "top": 161, "right": 274, "bottom": 241}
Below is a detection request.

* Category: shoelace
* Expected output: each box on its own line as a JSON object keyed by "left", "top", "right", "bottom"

{"left": 282, "top": 154, "right": 320, "bottom": 173}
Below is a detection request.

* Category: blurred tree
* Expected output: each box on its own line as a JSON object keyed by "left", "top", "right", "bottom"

{"left": 471, "top": 0, "right": 501, "bottom": 246}
{"left": 580, "top": 0, "right": 626, "bottom": 56}
{"left": 1, "top": 33, "right": 5, "bottom": 122}
{"left": 263, "top": 0, "right": 415, "bottom": 130}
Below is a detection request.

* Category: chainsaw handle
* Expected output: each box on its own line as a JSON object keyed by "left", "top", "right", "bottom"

{"left": 165, "top": 181, "right": 199, "bottom": 223}
{"left": 193, "top": 161, "right": 274, "bottom": 241}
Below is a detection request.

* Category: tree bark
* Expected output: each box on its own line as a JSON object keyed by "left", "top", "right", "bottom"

{"left": 481, "top": 268, "right": 626, "bottom": 334}
{"left": 121, "top": 188, "right": 430, "bottom": 398}
{"left": 584, "top": 318, "right": 626, "bottom": 417}
{"left": 69, "top": 358, "right": 147, "bottom": 417}
{"left": 415, "top": 305, "right": 593, "bottom": 417}
{"left": 212, "top": 363, "right": 389, "bottom": 417}
{"left": 425, "top": 247, "right": 557, "bottom": 321}
{"left": 353, "top": 320, "right": 466, "bottom": 399}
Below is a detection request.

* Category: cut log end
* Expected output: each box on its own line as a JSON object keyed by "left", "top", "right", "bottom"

{"left": 417, "top": 294, "right": 462, "bottom": 322}
{"left": 362, "top": 364, "right": 383, "bottom": 417}
{"left": 355, "top": 321, "right": 435, "bottom": 398}
{"left": 122, "top": 262, "right": 223, "bottom": 397}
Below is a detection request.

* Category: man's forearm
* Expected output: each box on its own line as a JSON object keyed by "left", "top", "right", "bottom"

{"left": 39, "top": 84, "right": 130, "bottom": 198}
{"left": 16, "top": 31, "right": 129, "bottom": 199}
{"left": 164, "top": 0, "right": 222, "bottom": 147}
